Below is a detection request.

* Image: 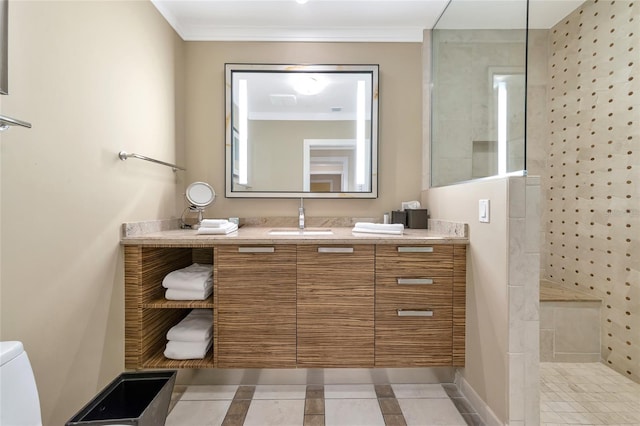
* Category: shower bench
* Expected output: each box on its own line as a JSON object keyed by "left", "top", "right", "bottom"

{"left": 539, "top": 280, "right": 602, "bottom": 362}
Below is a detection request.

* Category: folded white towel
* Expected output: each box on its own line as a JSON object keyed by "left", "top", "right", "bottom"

{"left": 167, "top": 309, "right": 213, "bottom": 342}
{"left": 162, "top": 263, "right": 213, "bottom": 290}
{"left": 197, "top": 223, "right": 238, "bottom": 235}
{"left": 354, "top": 222, "right": 405, "bottom": 232}
{"left": 352, "top": 222, "right": 404, "bottom": 235}
{"left": 164, "top": 339, "right": 212, "bottom": 360}
{"left": 200, "top": 219, "right": 229, "bottom": 228}
{"left": 165, "top": 285, "right": 212, "bottom": 301}
{"left": 352, "top": 228, "right": 404, "bottom": 235}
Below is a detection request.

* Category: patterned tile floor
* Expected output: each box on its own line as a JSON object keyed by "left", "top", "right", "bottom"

{"left": 540, "top": 362, "right": 640, "bottom": 425}
{"left": 166, "top": 383, "right": 484, "bottom": 426}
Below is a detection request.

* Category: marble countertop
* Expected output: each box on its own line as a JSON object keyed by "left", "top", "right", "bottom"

{"left": 121, "top": 226, "right": 469, "bottom": 246}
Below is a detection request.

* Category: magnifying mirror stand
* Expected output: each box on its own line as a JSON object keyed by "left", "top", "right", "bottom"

{"left": 189, "top": 206, "right": 205, "bottom": 229}
{"left": 184, "top": 182, "right": 216, "bottom": 229}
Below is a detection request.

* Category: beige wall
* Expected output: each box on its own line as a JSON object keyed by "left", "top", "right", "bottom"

{"left": 542, "top": 0, "right": 639, "bottom": 383}
{"left": 184, "top": 41, "right": 423, "bottom": 217}
{"left": 0, "top": 1, "right": 184, "bottom": 424}
{"left": 422, "top": 179, "right": 510, "bottom": 423}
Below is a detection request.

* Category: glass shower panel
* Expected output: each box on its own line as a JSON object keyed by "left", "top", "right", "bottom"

{"left": 431, "top": 0, "right": 528, "bottom": 187}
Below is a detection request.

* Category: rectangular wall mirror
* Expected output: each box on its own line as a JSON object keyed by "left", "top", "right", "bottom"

{"left": 225, "top": 64, "right": 379, "bottom": 198}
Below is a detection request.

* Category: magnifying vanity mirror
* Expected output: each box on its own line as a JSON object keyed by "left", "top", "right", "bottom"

{"left": 186, "top": 182, "right": 216, "bottom": 226}
{"left": 225, "top": 64, "right": 379, "bottom": 198}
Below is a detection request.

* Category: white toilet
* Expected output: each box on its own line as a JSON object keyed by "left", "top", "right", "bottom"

{"left": 0, "top": 341, "right": 42, "bottom": 426}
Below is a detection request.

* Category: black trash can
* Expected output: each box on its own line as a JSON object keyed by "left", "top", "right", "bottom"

{"left": 66, "top": 371, "right": 176, "bottom": 426}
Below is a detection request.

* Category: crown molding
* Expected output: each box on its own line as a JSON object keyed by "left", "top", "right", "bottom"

{"left": 180, "top": 26, "right": 424, "bottom": 42}
{"left": 151, "top": 1, "right": 425, "bottom": 43}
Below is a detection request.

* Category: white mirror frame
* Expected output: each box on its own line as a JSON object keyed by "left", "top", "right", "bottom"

{"left": 224, "top": 63, "right": 379, "bottom": 199}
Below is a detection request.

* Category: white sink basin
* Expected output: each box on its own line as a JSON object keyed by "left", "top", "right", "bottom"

{"left": 268, "top": 228, "right": 334, "bottom": 236}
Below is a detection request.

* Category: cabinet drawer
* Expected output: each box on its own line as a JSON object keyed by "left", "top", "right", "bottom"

{"left": 376, "top": 245, "right": 454, "bottom": 276}
{"left": 375, "top": 275, "right": 453, "bottom": 292}
{"left": 217, "top": 245, "right": 296, "bottom": 277}
{"left": 376, "top": 298, "right": 453, "bottom": 328}
{"left": 375, "top": 324, "right": 453, "bottom": 366}
{"left": 298, "top": 244, "right": 374, "bottom": 270}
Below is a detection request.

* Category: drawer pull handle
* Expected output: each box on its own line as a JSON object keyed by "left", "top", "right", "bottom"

{"left": 318, "top": 247, "right": 354, "bottom": 253}
{"left": 397, "top": 278, "right": 433, "bottom": 285}
{"left": 398, "top": 247, "right": 434, "bottom": 253}
{"left": 397, "top": 309, "right": 434, "bottom": 317}
{"left": 238, "top": 247, "right": 275, "bottom": 253}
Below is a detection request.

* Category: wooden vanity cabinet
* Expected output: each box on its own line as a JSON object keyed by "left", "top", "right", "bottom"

{"left": 215, "top": 245, "right": 297, "bottom": 368}
{"left": 297, "top": 244, "right": 375, "bottom": 367}
{"left": 124, "top": 240, "right": 466, "bottom": 370}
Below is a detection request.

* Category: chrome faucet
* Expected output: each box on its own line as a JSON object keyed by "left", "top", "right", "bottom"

{"left": 298, "top": 198, "right": 305, "bottom": 229}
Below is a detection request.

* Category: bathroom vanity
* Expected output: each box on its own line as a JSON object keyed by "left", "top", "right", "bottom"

{"left": 121, "top": 226, "right": 468, "bottom": 370}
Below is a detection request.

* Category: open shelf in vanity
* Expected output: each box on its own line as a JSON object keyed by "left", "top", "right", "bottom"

{"left": 125, "top": 245, "right": 215, "bottom": 369}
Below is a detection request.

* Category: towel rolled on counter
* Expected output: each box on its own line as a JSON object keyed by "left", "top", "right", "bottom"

{"left": 167, "top": 309, "right": 213, "bottom": 342}
{"left": 162, "top": 263, "right": 213, "bottom": 291}
{"left": 352, "top": 222, "right": 404, "bottom": 235}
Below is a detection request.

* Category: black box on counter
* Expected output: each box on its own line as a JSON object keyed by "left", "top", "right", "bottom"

{"left": 406, "top": 209, "right": 428, "bottom": 229}
{"left": 391, "top": 210, "right": 407, "bottom": 226}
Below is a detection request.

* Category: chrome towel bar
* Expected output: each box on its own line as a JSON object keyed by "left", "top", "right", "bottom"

{"left": 0, "top": 114, "right": 32, "bottom": 130}
{"left": 118, "top": 151, "right": 185, "bottom": 172}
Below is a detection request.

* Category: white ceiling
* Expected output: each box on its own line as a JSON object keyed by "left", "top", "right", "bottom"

{"left": 151, "top": 0, "right": 586, "bottom": 42}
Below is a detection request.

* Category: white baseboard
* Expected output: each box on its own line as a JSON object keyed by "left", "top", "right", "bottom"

{"left": 455, "top": 371, "right": 504, "bottom": 426}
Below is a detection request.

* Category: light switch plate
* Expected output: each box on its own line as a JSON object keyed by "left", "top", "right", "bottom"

{"left": 479, "top": 199, "right": 490, "bottom": 223}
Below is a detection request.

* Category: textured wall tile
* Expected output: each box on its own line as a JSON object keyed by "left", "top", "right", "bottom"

{"left": 540, "top": 329, "right": 555, "bottom": 361}
{"left": 554, "top": 306, "right": 601, "bottom": 353}
{"left": 542, "top": 0, "right": 639, "bottom": 383}
{"left": 510, "top": 177, "right": 527, "bottom": 218}
{"left": 508, "top": 353, "right": 525, "bottom": 422}
{"left": 509, "top": 285, "right": 526, "bottom": 353}
{"left": 540, "top": 305, "right": 554, "bottom": 329}
{"left": 525, "top": 184, "right": 542, "bottom": 253}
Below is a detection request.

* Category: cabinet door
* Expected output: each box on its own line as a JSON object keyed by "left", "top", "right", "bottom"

{"left": 297, "top": 244, "right": 375, "bottom": 367}
{"left": 216, "top": 245, "right": 297, "bottom": 368}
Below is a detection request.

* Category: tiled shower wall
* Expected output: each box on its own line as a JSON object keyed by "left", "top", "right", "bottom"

{"left": 543, "top": 0, "right": 639, "bottom": 383}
